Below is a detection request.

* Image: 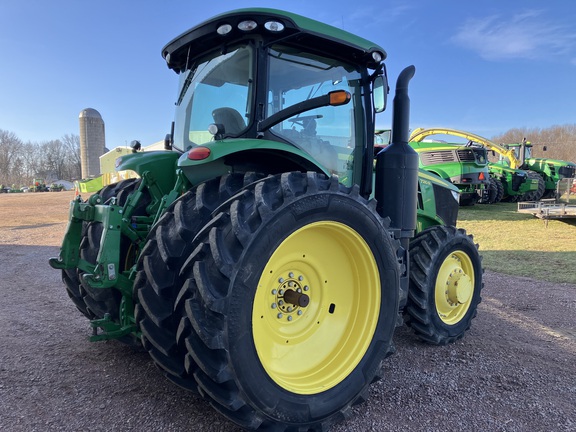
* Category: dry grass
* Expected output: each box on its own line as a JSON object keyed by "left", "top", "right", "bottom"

{"left": 457, "top": 202, "right": 576, "bottom": 284}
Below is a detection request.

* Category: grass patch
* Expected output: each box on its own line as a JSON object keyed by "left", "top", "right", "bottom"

{"left": 456, "top": 202, "right": 576, "bottom": 284}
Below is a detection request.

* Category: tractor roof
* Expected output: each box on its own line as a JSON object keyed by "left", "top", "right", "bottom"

{"left": 162, "top": 8, "right": 386, "bottom": 73}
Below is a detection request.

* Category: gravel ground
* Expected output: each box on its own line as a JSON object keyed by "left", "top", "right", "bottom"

{"left": 1, "top": 192, "right": 575, "bottom": 431}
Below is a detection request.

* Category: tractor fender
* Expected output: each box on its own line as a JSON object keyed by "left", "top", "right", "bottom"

{"left": 114, "top": 150, "right": 179, "bottom": 194}
{"left": 177, "top": 139, "right": 331, "bottom": 186}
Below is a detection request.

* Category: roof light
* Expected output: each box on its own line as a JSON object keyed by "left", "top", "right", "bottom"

{"left": 372, "top": 51, "right": 383, "bottom": 62}
{"left": 187, "top": 146, "right": 211, "bottom": 160}
{"left": 217, "top": 24, "right": 233, "bottom": 35}
{"left": 208, "top": 124, "right": 220, "bottom": 135}
{"left": 238, "top": 20, "right": 258, "bottom": 31}
{"left": 264, "top": 21, "right": 284, "bottom": 32}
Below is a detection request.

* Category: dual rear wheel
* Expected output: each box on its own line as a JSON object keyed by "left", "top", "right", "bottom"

{"left": 138, "top": 172, "right": 401, "bottom": 430}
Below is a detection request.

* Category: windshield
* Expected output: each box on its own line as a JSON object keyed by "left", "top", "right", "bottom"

{"left": 267, "top": 47, "right": 363, "bottom": 184}
{"left": 511, "top": 143, "right": 533, "bottom": 160}
{"left": 173, "top": 44, "right": 253, "bottom": 151}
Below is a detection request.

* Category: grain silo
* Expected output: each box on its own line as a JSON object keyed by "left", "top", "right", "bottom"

{"left": 79, "top": 108, "right": 106, "bottom": 178}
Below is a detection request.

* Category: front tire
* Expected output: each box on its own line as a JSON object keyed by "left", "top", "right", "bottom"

{"left": 78, "top": 179, "right": 150, "bottom": 321}
{"left": 405, "top": 225, "right": 483, "bottom": 345}
{"left": 459, "top": 192, "right": 478, "bottom": 206}
{"left": 61, "top": 179, "right": 145, "bottom": 320}
{"left": 175, "top": 172, "right": 400, "bottom": 430}
{"left": 478, "top": 178, "right": 497, "bottom": 204}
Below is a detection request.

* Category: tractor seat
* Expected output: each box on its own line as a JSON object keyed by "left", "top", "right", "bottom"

{"left": 212, "top": 107, "right": 246, "bottom": 135}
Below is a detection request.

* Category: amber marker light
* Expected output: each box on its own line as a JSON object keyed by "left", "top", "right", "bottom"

{"left": 329, "top": 90, "right": 351, "bottom": 106}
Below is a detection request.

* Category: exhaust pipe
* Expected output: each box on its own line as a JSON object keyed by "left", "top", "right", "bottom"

{"left": 375, "top": 65, "right": 418, "bottom": 238}
{"left": 391, "top": 65, "right": 416, "bottom": 146}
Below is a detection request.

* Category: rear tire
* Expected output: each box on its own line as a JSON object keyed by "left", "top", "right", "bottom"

{"left": 133, "top": 173, "right": 262, "bottom": 391}
{"left": 175, "top": 172, "right": 400, "bottom": 430}
{"left": 521, "top": 171, "right": 545, "bottom": 201}
{"left": 405, "top": 225, "right": 483, "bottom": 345}
{"left": 493, "top": 178, "right": 504, "bottom": 203}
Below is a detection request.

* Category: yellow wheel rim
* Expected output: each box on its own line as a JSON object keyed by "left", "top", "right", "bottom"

{"left": 252, "top": 221, "right": 380, "bottom": 395}
{"left": 435, "top": 250, "right": 474, "bottom": 325}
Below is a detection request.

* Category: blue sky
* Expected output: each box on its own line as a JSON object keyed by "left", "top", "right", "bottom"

{"left": 1, "top": 0, "right": 575, "bottom": 148}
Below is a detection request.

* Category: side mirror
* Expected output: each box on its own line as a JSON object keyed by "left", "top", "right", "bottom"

{"left": 164, "top": 133, "right": 173, "bottom": 150}
{"left": 373, "top": 75, "right": 387, "bottom": 113}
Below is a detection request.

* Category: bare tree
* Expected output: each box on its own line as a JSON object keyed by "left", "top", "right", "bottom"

{"left": 61, "top": 134, "right": 81, "bottom": 179}
{"left": 492, "top": 124, "right": 576, "bottom": 162}
{"left": 19, "top": 141, "right": 41, "bottom": 186}
{"left": 0, "top": 129, "right": 23, "bottom": 186}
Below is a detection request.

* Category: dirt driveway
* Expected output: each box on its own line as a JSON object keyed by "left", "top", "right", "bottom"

{"left": 1, "top": 192, "right": 575, "bottom": 431}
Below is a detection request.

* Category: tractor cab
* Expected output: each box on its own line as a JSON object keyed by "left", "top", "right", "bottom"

{"left": 163, "top": 8, "right": 387, "bottom": 194}
{"left": 502, "top": 139, "right": 533, "bottom": 166}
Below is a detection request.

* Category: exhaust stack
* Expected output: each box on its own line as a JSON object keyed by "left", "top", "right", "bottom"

{"left": 375, "top": 65, "right": 418, "bottom": 239}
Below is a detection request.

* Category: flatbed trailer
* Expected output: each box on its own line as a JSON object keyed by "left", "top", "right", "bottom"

{"left": 518, "top": 178, "right": 576, "bottom": 220}
{"left": 518, "top": 200, "right": 576, "bottom": 219}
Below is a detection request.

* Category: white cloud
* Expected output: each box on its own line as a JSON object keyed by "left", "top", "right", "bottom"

{"left": 452, "top": 9, "right": 576, "bottom": 62}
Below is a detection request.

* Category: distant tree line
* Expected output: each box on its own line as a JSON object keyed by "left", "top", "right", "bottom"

{"left": 1, "top": 123, "right": 574, "bottom": 188}
{"left": 0, "top": 129, "right": 81, "bottom": 188}
{"left": 491, "top": 124, "right": 576, "bottom": 162}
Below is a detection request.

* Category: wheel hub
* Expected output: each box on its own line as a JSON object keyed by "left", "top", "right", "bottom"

{"left": 445, "top": 268, "right": 472, "bottom": 306}
{"left": 270, "top": 272, "right": 311, "bottom": 322}
{"left": 435, "top": 251, "right": 475, "bottom": 324}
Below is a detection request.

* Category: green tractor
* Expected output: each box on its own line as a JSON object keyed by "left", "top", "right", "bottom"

{"left": 376, "top": 129, "right": 490, "bottom": 206}
{"left": 409, "top": 128, "right": 542, "bottom": 203}
{"left": 503, "top": 139, "right": 576, "bottom": 199}
{"left": 407, "top": 133, "right": 490, "bottom": 206}
{"left": 50, "top": 8, "right": 483, "bottom": 431}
